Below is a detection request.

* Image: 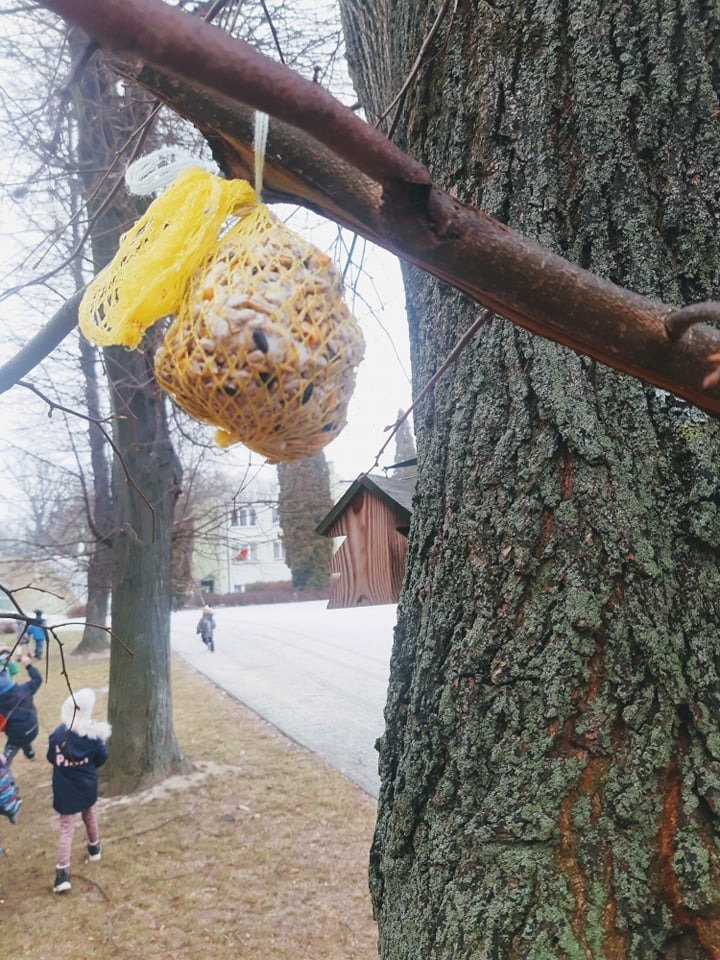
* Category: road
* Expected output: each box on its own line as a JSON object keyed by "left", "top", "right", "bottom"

{"left": 170, "top": 600, "right": 397, "bottom": 797}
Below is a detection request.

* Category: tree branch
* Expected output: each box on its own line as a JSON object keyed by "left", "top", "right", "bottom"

{"left": 17, "top": 0, "right": 720, "bottom": 416}
{"left": 36, "top": 0, "right": 430, "bottom": 193}
{"left": 0, "top": 288, "right": 83, "bottom": 393}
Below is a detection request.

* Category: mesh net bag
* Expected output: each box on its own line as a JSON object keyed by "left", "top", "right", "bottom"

{"left": 78, "top": 167, "right": 365, "bottom": 461}
{"left": 154, "top": 203, "right": 365, "bottom": 462}
{"left": 78, "top": 169, "right": 256, "bottom": 348}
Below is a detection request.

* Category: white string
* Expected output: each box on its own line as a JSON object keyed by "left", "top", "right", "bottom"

{"left": 125, "top": 146, "right": 219, "bottom": 197}
{"left": 254, "top": 111, "right": 269, "bottom": 199}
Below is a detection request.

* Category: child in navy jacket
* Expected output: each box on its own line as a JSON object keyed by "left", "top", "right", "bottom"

{"left": 0, "top": 653, "right": 41, "bottom": 764}
{"left": 47, "top": 688, "right": 111, "bottom": 894}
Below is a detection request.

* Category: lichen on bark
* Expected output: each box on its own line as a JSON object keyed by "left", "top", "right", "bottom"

{"left": 340, "top": 0, "right": 720, "bottom": 956}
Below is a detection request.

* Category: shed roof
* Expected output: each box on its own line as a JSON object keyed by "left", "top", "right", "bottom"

{"left": 316, "top": 473, "right": 415, "bottom": 536}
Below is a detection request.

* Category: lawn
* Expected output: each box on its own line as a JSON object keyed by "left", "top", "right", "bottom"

{"left": 0, "top": 645, "right": 378, "bottom": 959}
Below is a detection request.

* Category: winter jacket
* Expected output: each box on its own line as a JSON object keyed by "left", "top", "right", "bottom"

{"left": 0, "top": 664, "right": 41, "bottom": 747}
{"left": 197, "top": 612, "right": 215, "bottom": 640}
{"left": 26, "top": 622, "right": 45, "bottom": 644}
{"left": 47, "top": 723, "right": 109, "bottom": 815}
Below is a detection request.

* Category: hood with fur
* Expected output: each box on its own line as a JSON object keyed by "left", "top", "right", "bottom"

{"left": 60, "top": 688, "right": 111, "bottom": 741}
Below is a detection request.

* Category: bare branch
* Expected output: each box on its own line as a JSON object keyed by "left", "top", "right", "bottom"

{"left": 367, "top": 310, "right": 492, "bottom": 473}
{"left": 12, "top": 378, "right": 156, "bottom": 541}
{"left": 36, "top": 0, "right": 429, "bottom": 191}
{"left": 0, "top": 288, "right": 83, "bottom": 391}
{"left": 16, "top": 0, "right": 720, "bottom": 417}
{"left": 377, "top": 0, "right": 458, "bottom": 139}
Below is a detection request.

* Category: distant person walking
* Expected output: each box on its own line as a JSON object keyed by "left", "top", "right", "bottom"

{"left": 47, "top": 688, "right": 111, "bottom": 894}
{"left": 26, "top": 610, "right": 47, "bottom": 660}
{"left": 0, "top": 653, "right": 41, "bottom": 764}
{"left": 196, "top": 606, "right": 216, "bottom": 652}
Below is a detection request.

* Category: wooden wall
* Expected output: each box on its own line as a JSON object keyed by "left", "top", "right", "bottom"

{"left": 325, "top": 487, "right": 408, "bottom": 608}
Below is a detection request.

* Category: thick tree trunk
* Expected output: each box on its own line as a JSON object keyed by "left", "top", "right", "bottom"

{"left": 341, "top": 1, "right": 720, "bottom": 956}
{"left": 104, "top": 340, "right": 189, "bottom": 794}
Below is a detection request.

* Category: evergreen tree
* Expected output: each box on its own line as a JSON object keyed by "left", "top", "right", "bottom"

{"left": 277, "top": 453, "right": 333, "bottom": 591}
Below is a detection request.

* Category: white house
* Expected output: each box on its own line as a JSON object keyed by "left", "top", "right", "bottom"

{"left": 192, "top": 481, "right": 291, "bottom": 596}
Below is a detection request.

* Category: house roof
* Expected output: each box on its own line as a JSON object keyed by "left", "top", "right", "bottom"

{"left": 316, "top": 473, "right": 415, "bottom": 536}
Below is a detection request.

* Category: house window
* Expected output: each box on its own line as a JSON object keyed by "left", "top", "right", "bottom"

{"left": 271, "top": 505, "right": 280, "bottom": 523}
{"left": 200, "top": 577, "right": 215, "bottom": 593}
{"left": 238, "top": 507, "right": 257, "bottom": 527}
{"left": 273, "top": 540, "right": 285, "bottom": 561}
{"left": 236, "top": 544, "right": 259, "bottom": 561}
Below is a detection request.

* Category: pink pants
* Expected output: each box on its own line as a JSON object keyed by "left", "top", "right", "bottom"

{"left": 56, "top": 807, "right": 99, "bottom": 869}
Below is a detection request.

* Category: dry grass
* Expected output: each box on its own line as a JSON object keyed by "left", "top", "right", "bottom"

{"left": 0, "top": 647, "right": 379, "bottom": 959}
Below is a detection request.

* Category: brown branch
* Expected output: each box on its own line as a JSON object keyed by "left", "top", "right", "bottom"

{"left": 127, "top": 62, "right": 720, "bottom": 415}
{"left": 14, "top": 0, "right": 720, "bottom": 417}
{"left": 70, "top": 873, "right": 111, "bottom": 902}
{"left": 664, "top": 302, "right": 720, "bottom": 340}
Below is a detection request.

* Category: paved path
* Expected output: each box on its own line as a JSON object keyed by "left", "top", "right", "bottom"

{"left": 171, "top": 601, "right": 397, "bottom": 797}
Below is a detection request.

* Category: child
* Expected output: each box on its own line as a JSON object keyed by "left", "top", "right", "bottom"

{"left": 47, "top": 688, "right": 111, "bottom": 894}
{"left": 0, "top": 653, "right": 41, "bottom": 764}
{"left": 196, "top": 605, "right": 216, "bottom": 652}
{"left": 26, "top": 610, "right": 47, "bottom": 660}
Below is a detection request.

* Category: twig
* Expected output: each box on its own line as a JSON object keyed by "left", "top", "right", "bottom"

{"left": 52, "top": 619, "right": 133, "bottom": 657}
{"left": 258, "top": 0, "right": 286, "bottom": 65}
{"left": 367, "top": 308, "right": 492, "bottom": 472}
{"left": 378, "top": 0, "right": 458, "bottom": 139}
{"left": 107, "top": 812, "right": 193, "bottom": 843}
{"left": 16, "top": 380, "right": 156, "bottom": 541}
{"left": 72, "top": 872, "right": 111, "bottom": 902}
{"left": 107, "top": 905, "right": 130, "bottom": 947}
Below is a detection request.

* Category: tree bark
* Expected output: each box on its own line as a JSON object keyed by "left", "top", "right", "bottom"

{"left": 69, "top": 28, "right": 134, "bottom": 652}
{"left": 341, "top": 1, "right": 720, "bottom": 957}
{"left": 104, "top": 339, "right": 188, "bottom": 793}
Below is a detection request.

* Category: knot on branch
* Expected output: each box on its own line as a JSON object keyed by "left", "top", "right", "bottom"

{"left": 664, "top": 302, "right": 720, "bottom": 340}
{"left": 664, "top": 303, "right": 720, "bottom": 390}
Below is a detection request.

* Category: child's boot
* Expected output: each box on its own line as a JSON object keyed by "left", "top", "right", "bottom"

{"left": 53, "top": 867, "right": 71, "bottom": 893}
{"left": 87, "top": 842, "right": 102, "bottom": 861}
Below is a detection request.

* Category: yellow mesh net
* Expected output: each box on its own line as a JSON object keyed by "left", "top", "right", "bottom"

{"left": 155, "top": 204, "right": 365, "bottom": 462}
{"left": 78, "top": 168, "right": 365, "bottom": 462}
{"left": 78, "top": 168, "right": 256, "bottom": 348}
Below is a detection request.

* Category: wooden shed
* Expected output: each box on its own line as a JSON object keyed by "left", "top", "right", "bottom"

{"left": 316, "top": 474, "right": 414, "bottom": 609}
